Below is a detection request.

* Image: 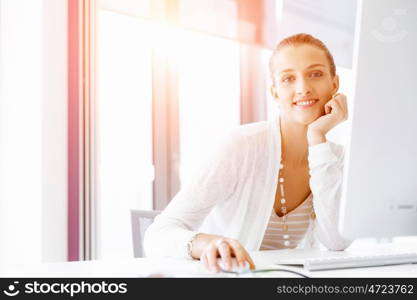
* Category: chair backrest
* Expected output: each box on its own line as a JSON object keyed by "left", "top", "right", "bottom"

{"left": 130, "top": 209, "right": 161, "bottom": 258}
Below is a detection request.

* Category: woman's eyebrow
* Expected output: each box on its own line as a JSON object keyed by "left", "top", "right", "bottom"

{"left": 279, "top": 68, "right": 294, "bottom": 74}
{"left": 279, "top": 64, "right": 326, "bottom": 74}
{"left": 307, "top": 63, "right": 326, "bottom": 69}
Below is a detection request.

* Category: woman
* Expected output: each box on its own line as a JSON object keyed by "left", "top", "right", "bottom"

{"left": 144, "top": 33, "right": 352, "bottom": 272}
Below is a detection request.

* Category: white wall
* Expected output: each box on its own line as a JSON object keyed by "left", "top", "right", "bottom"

{"left": 272, "top": 0, "right": 357, "bottom": 69}
{"left": 0, "top": 0, "right": 67, "bottom": 265}
{"left": 0, "top": 0, "right": 43, "bottom": 265}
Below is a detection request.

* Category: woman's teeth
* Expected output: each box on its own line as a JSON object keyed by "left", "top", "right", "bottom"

{"left": 294, "top": 99, "right": 318, "bottom": 107}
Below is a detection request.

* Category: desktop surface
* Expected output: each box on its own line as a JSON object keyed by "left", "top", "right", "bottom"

{"left": 2, "top": 242, "right": 417, "bottom": 278}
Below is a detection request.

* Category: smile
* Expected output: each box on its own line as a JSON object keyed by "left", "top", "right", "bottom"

{"left": 293, "top": 99, "right": 319, "bottom": 109}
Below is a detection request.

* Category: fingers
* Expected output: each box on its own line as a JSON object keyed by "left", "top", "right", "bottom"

{"left": 200, "top": 238, "right": 256, "bottom": 273}
{"left": 217, "top": 239, "right": 232, "bottom": 270}
{"left": 243, "top": 251, "right": 256, "bottom": 270}
{"left": 200, "top": 252, "right": 209, "bottom": 270}
{"left": 334, "top": 93, "right": 348, "bottom": 119}
{"left": 227, "top": 239, "right": 246, "bottom": 267}
{"left": 330, "top": 99, "right": 342, "bottom": 115}
{"left": 324, "top": 102, "right": 332, "bottom": 114}
{"left": 205, "top": 244, "right": 220, "bottom": 272}
{"left": 228, "top": 239, "right": 256, "bottom": 270}
{"left": 241, "top": 249, "right": 256, "bottom": 270}
{"left": 326, "top": 94, "right": 348, "bottom": 121}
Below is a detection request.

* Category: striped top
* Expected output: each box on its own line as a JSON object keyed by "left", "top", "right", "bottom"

{"left": 260, "top": 193, "right": 315, "bottom": 250}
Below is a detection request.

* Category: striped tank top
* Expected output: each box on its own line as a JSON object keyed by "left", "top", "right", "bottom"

{"left": 260, "top": 193, "right": 315, "bottom": 250}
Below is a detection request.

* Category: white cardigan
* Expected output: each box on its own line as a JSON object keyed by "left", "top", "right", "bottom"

{"left": 144, "top": 118, "right": 352, "bottom": 259}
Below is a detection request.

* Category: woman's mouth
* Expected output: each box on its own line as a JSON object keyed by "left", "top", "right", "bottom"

{"left": 293, "top": 99, "right": 319, "bottom": 109}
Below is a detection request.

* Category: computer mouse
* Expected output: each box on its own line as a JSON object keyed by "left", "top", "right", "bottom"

{"left": 217, "top": 258, "right": 250, "bottom": 273}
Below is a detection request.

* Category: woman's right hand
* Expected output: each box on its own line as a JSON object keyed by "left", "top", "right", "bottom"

{"left": 191, "top": 233, "right": 256, "bottom": 272}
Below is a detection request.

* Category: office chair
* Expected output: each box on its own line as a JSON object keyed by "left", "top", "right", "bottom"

{"left": 130, "top": 209, "right": 161, "bottom": 258}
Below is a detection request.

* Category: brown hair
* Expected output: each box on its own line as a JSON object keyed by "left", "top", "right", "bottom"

{"left": 269, "top": 33, "right": 336, "bottom": 82}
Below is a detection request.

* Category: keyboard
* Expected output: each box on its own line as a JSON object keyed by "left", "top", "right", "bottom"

{"left": 275, "top": 252, "right": 417, "bottom": 271}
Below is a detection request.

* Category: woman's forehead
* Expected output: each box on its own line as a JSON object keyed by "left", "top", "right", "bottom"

{"left": 272, "top": 44, "right": 330, "bottom": 74}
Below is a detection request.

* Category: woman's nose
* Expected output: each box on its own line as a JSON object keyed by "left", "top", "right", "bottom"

{"left": 295, "top": 78, "right": 312, "bottom": 96}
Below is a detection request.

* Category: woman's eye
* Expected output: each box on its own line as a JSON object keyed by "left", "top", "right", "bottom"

{"left": 310, "top": 71, "right": 323, "bottom": 78}
{"left": 281, "top": 76, "right": 294, "bottom": 83}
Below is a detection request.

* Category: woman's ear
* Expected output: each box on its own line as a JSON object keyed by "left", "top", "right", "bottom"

{"left": 332, "top": 74, "right": 340, "bottom": 94}
{"left": 270, "top": 85, "right": 279, "bottom": 99}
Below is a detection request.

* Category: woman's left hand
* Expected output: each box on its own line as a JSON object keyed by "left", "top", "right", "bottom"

{"left": 307, "top": 93, "right": 348, "bottom": 145}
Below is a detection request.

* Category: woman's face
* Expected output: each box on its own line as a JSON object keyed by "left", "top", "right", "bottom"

{"left": 271, "top": 44, "right": 339, "bottom": 125}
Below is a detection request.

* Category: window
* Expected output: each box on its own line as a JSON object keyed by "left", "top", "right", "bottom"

{"left": 96, "top": 11, "right": 153, "bottom": 259}
{"left": 94, "top": 0, "right": 246, "bottom": 259}
{"left": 178, "top": 31, "right": 240, "bottom": 184}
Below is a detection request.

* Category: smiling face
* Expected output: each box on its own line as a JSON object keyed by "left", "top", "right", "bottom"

{"left": 271, "top": 44, "right": 339, "bottom": 125}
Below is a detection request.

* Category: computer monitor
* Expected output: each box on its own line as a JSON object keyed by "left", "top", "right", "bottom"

{"left": 339, "top": 0, "right": 417, "bottom": 240}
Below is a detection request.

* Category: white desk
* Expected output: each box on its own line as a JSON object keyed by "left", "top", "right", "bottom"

{"left": 2, "top": 243, "right": 417, "bottom": 278}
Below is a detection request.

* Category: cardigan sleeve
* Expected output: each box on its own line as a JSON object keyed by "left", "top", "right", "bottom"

{"left": 308, "top": 141, "right": 353, "bottom": 251}
{"left": 143, "top": 130, "right": 246, "bottom": 259}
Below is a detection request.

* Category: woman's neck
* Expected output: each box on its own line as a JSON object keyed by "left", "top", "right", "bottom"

{"left": 279, "top": 117, "right": 309, "bottom": 166}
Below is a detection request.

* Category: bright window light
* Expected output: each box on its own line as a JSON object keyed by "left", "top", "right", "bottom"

{"left": 178, "top": 31, "right": 240, "bottom": 184}
{"left": 96, "top": 11, "right": 153, "bottom": 259}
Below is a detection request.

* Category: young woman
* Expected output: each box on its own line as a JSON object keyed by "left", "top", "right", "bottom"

{"left": 144, "top": 33, "right": 351, "bottom": 272}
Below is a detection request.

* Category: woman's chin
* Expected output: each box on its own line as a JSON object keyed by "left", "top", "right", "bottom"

{"left": 292, "top": 113, "right": 320, "bottom": 126}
